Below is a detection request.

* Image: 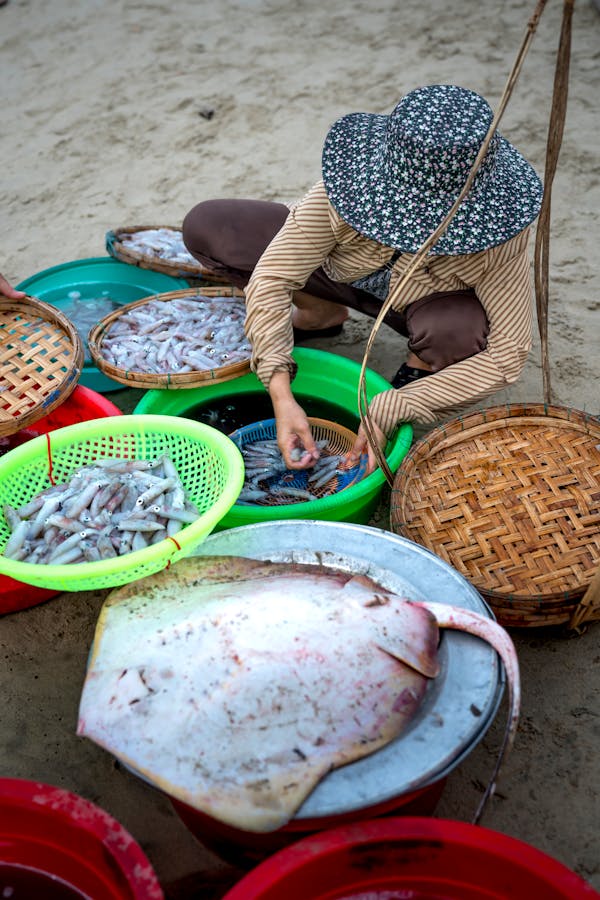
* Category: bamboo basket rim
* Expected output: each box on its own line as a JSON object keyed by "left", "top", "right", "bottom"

{"left": 390, "top": 402, "right": 600, "bottom": 628}
{"left": 88, "top": 286, "right": 251, "bottom": 390}
{"left": 0, "top": 293, "right": 83, "bottom": 437}
{"left": 105, "top": 225, "right": 228, "bottom": 281}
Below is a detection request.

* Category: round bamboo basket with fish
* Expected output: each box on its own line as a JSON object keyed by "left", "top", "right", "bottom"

{"left": 0, "top": 294, "right": 83, "bottom": 438}
{"left": 88, "top": 286, "right": 251, "bottom": 389}
{"left": 105, "top": 225, "right": 230, "bottom": 284}
{"left": 390, "top": 403, "right": 600, "bottom": 629}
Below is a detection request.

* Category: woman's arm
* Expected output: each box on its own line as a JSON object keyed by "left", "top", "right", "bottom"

{"left": 367, "top": 229, "right": 534, "bottom": 436}
{"left": 244, "top": 182, "right": 339, "bottom": 467}
{"left": 244, "top": 181, "right": 339, "bottom": 390}
{"left": 0, "top": 274, "right": 25, "bottom": 299}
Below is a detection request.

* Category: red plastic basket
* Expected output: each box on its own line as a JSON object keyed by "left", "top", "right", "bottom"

{"left": 0, "top": 778, "right": 163, "bottom": 899}
{"left": 222, "top": 816, "right": 598, "bottom": 900}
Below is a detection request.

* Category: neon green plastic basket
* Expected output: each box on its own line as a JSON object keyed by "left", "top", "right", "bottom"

{"left": 0, "top": 415, "right": 244, "bottom": 592}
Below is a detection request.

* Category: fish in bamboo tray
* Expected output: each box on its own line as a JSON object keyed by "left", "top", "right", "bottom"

{"left": 120, "top": 227, "right": 198, "bottom": 264}
{"left": 98, "top": 295, "right": 250, "bottom": 374}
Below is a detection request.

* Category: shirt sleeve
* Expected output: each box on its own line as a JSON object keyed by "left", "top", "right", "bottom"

{"left": 368, "top": 228, "right": 534, "bottom": 436}
{"left": 244, "top": 181, "right": 338, "bottom": 388}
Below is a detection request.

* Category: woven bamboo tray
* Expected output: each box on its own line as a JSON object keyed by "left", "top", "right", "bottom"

{"left": 0, "top": 294, "right": 83, "bottom": 437}
{"left": 105, "top": 225, "right": 230, "bottom": 284}
{"left": 88, "top": 286, "right": 251, "bottom": 389}
{"left": 390, "top": 403, "right": 600, "bottom": 628}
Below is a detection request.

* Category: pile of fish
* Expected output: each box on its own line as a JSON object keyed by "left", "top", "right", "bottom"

{"left": 1, "top": 455, "right": 200, "bottom": 565}
{"left": 119, "top": 228, "right": 198, "bottom": 265}
{"left": 98, "top": 295, "right": 251, "bottom": 374}
{"left": 238, "top": 437, "right": 355, "bottom": 504}
{"left": 62, "top": 291, "right": 120, "bottom": 362}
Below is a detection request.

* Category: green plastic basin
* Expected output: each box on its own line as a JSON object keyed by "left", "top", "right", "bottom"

{"left": 134, "top": 347, "right": 413, "bottom": 527}
{"left": 16, "top": 257, "right": 188, "bottom": 393}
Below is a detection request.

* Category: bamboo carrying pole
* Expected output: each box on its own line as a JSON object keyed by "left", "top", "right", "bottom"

{"left": 534, "top": 0, "right": 575, "bottom": 404}
{"left": 357, "top": 0, "right": 553, "bottom": 485}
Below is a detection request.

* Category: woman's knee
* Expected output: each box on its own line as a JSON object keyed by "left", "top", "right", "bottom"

{"left": 405, "top": 290, "right": 489, "bottom": 370}
{"left": 182, "top": 198, "right": 290, "bottom": 274}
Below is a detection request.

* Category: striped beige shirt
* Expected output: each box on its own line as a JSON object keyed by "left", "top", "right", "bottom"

{"left": 245, "top": 180, "right": 533, "bottom": 436}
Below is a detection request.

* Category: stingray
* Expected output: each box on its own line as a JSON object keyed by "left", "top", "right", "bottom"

{"left": 77, "top": 555, "right": 520, "bottom": 833}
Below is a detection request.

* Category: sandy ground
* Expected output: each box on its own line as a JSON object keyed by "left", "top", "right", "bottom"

{"left": 1, "top": 0, "right": 599, "bottom": 897}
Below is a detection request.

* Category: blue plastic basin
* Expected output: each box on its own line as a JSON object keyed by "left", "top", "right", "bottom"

{"left": 16, "top": 257, "right": 188, "bottom": 392}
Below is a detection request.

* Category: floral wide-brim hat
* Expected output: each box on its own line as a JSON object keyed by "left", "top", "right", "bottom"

{"left": 321, "top": 84, "right": 543, "bottom": 256}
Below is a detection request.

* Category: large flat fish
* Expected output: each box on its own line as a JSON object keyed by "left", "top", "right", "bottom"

{"left": 77, "top": 556, "right": 519, "bottom": 833}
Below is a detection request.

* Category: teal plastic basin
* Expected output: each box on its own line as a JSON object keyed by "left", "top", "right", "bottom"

{"left": 16, "top": 257, "right": 188, "bottom": 393}
{"left": 134, "top": 347, "right": 413, "bottom": 528}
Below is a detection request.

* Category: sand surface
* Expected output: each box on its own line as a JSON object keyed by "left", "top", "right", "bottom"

{"left": 1, "top": 0, "right": 599, "bottom": 897}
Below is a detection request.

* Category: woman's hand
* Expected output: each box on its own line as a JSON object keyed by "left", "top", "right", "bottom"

{"left": 269, "top": 370, "right": 319, "bottom": 469}
{"left": 347, "top": 420, "right": 387, "bottom": 475}
{"left": 0, "top": 274, "right": 25, "bottom": 300}
{"left": 276, "top": 401, "right": 320, "bottom": 469}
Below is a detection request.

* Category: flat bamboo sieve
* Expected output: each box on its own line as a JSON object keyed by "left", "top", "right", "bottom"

{"left": 390, "top": 403, "right": 600, "bottom": 628}
{"left": 0, "top": 294, "right": 83, "bottom": 437}
{"left": 105, "top": 225, "right": 230, "bottom": 284}
{"left": 88, "top": 286, "right": 251, "bottom": 389}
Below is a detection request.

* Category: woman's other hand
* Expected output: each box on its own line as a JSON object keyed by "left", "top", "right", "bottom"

{"left": 347, "top": 419, "right": 387, "bottom": 475}
{"left": 0, "top": 274, "right": 25, "bottom": 299}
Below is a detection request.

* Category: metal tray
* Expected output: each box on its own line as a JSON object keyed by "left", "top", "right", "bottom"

{"left": 191, "top": 520, "right": 503, "bottom": 820}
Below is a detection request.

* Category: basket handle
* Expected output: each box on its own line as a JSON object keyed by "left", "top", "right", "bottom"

{"left": 534, "top": 0, "right": 575, "bottom": 405}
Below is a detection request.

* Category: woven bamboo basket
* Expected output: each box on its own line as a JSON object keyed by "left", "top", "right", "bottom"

{"left": 0, "top": 294, "right": 83, "bottom": 437}
{"left": 390, "top": 403, "right": 600, "bottom": 629}
{"left": 105, "top": 225, "right": 230, "bottom": 284}
{"left": 88, "top": 286, "right": 251, "bottom": 389}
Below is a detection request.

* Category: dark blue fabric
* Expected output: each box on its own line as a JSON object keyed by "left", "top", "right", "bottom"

{"left": 351, "top": 250, "right": 401, "bottom": 299}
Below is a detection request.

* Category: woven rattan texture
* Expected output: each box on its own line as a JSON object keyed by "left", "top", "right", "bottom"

{"left": 105, "top": 225, "right": 230, "bottom": 283}
{"left": 88, "top": 286, "right": 250, "bottom": 389}
{"left": 0, "top": 295, "right": 83, "bottom": 437}
{"left": 391, "top": 404, "right": 600, "bottom": 627}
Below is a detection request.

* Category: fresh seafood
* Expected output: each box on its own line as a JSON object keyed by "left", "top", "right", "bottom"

{"left": 1, "top": 455, "right": 199, "bottom": 565}
{"left": 98, "top": 295, "right": 250, "bottom": 374}
{"left": 62, "top": 291, "right": 120, "bottom": 363}
{"left": 77, "top": 555, "right": 520, "bottom": 833}
{"left": 119, "top": 228, "right": 198, "bottom": 264}
{"left": 238, "top": 437, "right": 360, "bottom": 504}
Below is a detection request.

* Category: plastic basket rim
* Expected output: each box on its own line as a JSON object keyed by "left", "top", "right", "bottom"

{"left": 15, "top": 255, "right": 188, "bottom": 290}
{"left": 0, "top": 414, "right": 245, "bottom": 590}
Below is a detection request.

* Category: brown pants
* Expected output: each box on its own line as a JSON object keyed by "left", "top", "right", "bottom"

{"left": 182, "top": 198, "right": 489, "bottom": 371}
